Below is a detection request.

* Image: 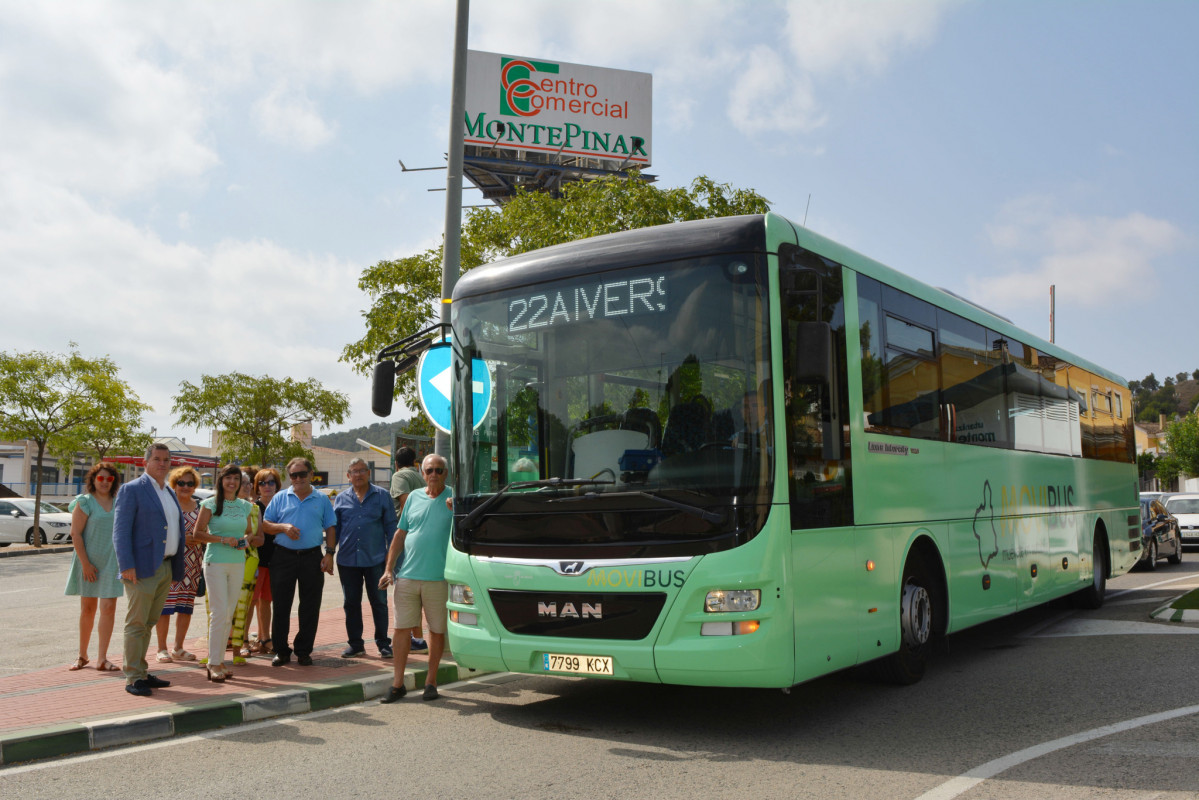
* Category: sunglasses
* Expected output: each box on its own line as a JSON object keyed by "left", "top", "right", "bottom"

{"left": 289, "top": 471, "right": 309, "bottom": 479}
{"left": 175, "top": 480, "right": 196, "bottom": 488}
{"left": 95, "top": 475, "right": 116, "bottom": 483}
{"left": 423, "top": 467, "right": 446, "bottom": 475}
{"left": 258, "top": 479, "right": 278, "bottom": 487}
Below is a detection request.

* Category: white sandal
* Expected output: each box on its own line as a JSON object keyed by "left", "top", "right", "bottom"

{"left": 156, "top": 649, "right": 173, "bottom": 663}
{"left": 170, "top": 648, "right": 197, "bottom": 662}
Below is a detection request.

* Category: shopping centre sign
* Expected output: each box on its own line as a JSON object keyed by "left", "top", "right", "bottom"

{"left": 464, "top": 50, "right": 652, "bottom": 167}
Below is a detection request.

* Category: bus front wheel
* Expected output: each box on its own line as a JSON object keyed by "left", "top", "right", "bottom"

{"left": 877, "top": 557, "right": 938, "bottom": 685}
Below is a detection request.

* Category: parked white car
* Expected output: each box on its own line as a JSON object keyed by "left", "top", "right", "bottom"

{"left": 1165, "top": 494, "right": 1199, "bottom": 548}
{"left": 0, "top": 497, "right": 74, "bottom": 546}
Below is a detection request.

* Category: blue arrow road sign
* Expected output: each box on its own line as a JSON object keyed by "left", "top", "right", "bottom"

{"left": 416, "top": 342, "right": 492, "bottom": 434}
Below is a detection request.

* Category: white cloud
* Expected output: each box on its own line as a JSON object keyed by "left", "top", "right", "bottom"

{"left": 252, "top": 84, "right": 336, "bottom": 150}
{"left": 728, "top": 0, "right": 956, "bottom": 135}
{"left": 968, "top": 196, "right": 1187, "bottom": 307}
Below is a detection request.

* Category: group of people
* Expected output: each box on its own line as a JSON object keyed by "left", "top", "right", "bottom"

{"left": 64, "top": 442, "right": 455, "bottom": 702}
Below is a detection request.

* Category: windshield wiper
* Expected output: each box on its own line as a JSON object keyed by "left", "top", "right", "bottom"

{"left": 548, "top": 490, "right": 724, "bottom": 525}
{"left": 458, "top": 477, "right": 616, "bottom": 532}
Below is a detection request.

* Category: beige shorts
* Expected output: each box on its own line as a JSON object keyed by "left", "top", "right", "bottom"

{"left": 393, "top": 578, "right": 449, "bottom": 634}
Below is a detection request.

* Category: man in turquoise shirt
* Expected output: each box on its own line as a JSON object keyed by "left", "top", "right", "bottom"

{"left": 378, "top": 453, "right": 453, "bottom": 702}
{"left": 261, "top": 457, "right": 336, "bottom": 666}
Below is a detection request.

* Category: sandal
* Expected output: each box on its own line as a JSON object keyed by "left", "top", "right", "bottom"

{"left": 69, "top": 656, "right": 89, "bottom": 671}
{"left": 170, "top": 648, "right": 197, "bottom": 662}
{"left": 205, "top": 664, "right": 227, "bottom": 683}
{"left": 156, "top": 650, "right": 173, "bottom": 663}
{"left": 238, "top": 644, "right": 253, "bottom": 658}
{"left": 96, "top": 659, "right": 121, "bottom": 672}
{"left": 259, "top": 638, "right": 274, "bottom": 655}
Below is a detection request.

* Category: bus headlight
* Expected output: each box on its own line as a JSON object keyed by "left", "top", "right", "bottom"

{"left": 450, "top": 583, "right": 474, "bottom": 605}
{"left": 704, "top": 589, "right": 760, "bottom": 613}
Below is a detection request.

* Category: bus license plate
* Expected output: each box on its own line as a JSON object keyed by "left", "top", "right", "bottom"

{"left": 543, "top": 653, "right": 614, "bottom": 675}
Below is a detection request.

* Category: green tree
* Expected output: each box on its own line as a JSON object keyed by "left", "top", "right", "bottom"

{"left": 0, "top": 346, "right": 149, "bottom": 545}
{"left": 1156, "top": 413, "right": 1199, "bottom": 487}
{"left": 77, "top": 400, "right": 153, "bottom": 463}
{"left": 341, "top": 173, "right": 770, "bottom": 412}
{"left": 172, "top": 373, "right": 350, "bottom": 468}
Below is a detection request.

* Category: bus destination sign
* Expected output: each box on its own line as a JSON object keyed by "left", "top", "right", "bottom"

{"left": 508, "top": 274, "right": 667, "bottom": 332}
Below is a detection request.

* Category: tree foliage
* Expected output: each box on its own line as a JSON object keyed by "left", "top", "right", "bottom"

{"left": 341, "top": 173, "right": 771, "bottom": 412}
{"left": 0, "top": 345, "right": 149, "bottom": 545}
{"left": 172, "top": 373, "right": 350, "bottom": 468}
{"left": 1156, "top": 413, "right": 1199, "bottom": 486}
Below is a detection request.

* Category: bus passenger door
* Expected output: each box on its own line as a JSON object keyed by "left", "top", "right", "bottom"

{"left": 779, "top": 246, "right": 859, "bottom": 681}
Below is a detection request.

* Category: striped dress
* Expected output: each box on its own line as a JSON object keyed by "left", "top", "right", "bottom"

{"left": 161, "top": 506, "right": 203, "bottom": 616}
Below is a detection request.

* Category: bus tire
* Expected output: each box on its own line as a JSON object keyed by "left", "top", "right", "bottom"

{"left": 1074, "top": 527, "right": 1108, "bottom": 609}
{"left": 877, "top": 555, "right": 939, "bottom": 685}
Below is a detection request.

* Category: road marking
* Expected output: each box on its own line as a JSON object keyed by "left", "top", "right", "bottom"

{"left": 1108, "top": 574, "right": 1198, "bottom": 598}
{"left": 914, "top": 703, "right": 1199, "bottom": 800}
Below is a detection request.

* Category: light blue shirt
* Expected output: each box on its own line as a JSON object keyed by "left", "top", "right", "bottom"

{"left": 264, "top": 487, "right": 335, "bottom": 550}
{"left": 396, "top": 487, "right": 453, "bottom": 582}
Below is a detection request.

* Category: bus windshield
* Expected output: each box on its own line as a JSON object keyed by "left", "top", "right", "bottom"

{"left": 451, "top": 252, "right": 773, "bottom": 554}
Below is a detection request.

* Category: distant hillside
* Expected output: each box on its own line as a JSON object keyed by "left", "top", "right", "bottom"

{"left": 313, "top": 421, "right": 404, "bottom": 453}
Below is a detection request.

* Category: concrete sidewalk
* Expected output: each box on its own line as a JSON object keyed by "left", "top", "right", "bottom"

{"left": 0, "top": 601, "right": 488, "bottom": 765}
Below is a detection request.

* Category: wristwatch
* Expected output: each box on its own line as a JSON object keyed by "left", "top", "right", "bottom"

{"left": 325, "top": 546, "right": 337, "bottom": 556}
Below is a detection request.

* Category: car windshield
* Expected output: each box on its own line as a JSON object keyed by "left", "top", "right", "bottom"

{"left": 451, "top": 253, "right": 772, "bottom": 550}
{"left": 1166, "top": 498, "right": 1199, "bottom": 515}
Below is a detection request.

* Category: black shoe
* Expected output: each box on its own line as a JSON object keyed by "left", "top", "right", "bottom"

{"left": 379, "top": 645, "right": 393, "bottom": 659}
{"left": 379, "top": 685, "right": 406, "bottom": 703}
{"left": 143, "top": 673, "right": 170, "bottom": 688}
{"left": 410, "top": 636, "right": 428, "bottom": 654}
{"left": 272, "top": 653, "right": 291, "bottom": 667}
{"left": 341, "top": 646, "right": 365, "bottom": 658}
{"left": 297, "top": 654, "right": 313, "bottom": 666}
{"left": 125, "top": 680, "right": 153, "bottom": 697}
{"left": 422, "top": 684, "right": 439, "bottom": 701}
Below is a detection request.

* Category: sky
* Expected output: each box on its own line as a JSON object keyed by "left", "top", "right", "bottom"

{"left": 2, "top": 0, "right": 1196, "bottom": 446}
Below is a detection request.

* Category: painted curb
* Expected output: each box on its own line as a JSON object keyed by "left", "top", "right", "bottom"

{"left": 0, "top": 546, "right": 74, "bottom": 559}
{"left": 0, "top": 663, "right": 491, "bottom": 765}
{"left": 1150, "top": 603, "right": 1199, "bottom": 622}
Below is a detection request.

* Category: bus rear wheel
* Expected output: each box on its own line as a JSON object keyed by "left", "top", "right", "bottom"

{"left": 877, "top": 557, "right": 937, "bottom": 685}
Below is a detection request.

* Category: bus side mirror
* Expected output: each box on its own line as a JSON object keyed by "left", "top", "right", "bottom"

{"left": 792, "top": 321, "right": 832, "bottom": 384}
{"left": 372, "top": 360, "right": 396, "bottom": 417}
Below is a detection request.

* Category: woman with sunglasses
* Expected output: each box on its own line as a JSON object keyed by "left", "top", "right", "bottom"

{"left": 64, "top": 463, "right": 124, "bottom": 672}
{"left": 245, "top": 467, "right": 281, "bottom": 655}
{"left": 193, "top": 464, "right": 260, "bottom": 681}
{"left": 153, "top": 467, "right": 205, "bottom": 663}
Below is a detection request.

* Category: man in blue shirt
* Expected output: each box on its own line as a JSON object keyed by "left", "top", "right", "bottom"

{"left": 261, "top": 457, "right": 336, "bottom": 667}
{"left": 332, "top": 458, "right": 396, "bottom": 659}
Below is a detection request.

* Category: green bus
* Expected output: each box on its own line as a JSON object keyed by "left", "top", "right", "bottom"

{"left": 382, "top": 212, "right": 1138, "bottom": 688}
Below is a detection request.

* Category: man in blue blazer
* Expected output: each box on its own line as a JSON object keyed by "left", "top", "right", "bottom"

{"left": 113, "top": 442, "right": 185, "bottom": 696}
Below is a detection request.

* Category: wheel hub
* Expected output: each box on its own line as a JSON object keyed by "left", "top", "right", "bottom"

{"left": 900, "top": 581, "right": 931, "bottom": 649}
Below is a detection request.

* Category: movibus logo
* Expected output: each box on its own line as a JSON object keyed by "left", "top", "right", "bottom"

{"left": 499, "top": 57, "right": 630, "bottom": 120}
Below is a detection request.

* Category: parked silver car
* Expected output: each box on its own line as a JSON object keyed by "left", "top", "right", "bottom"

{"left": 0, "top": 498, "right": 74, "bottom": 546}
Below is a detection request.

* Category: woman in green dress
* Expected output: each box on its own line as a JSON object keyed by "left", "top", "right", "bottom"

{"left": 64, "top": 463, "right": 124, "bottom": 672}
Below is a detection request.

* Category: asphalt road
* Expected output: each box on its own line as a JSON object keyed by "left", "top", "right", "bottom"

{"left": 2, "top": 552, "right": 1198, "bottom": 798}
